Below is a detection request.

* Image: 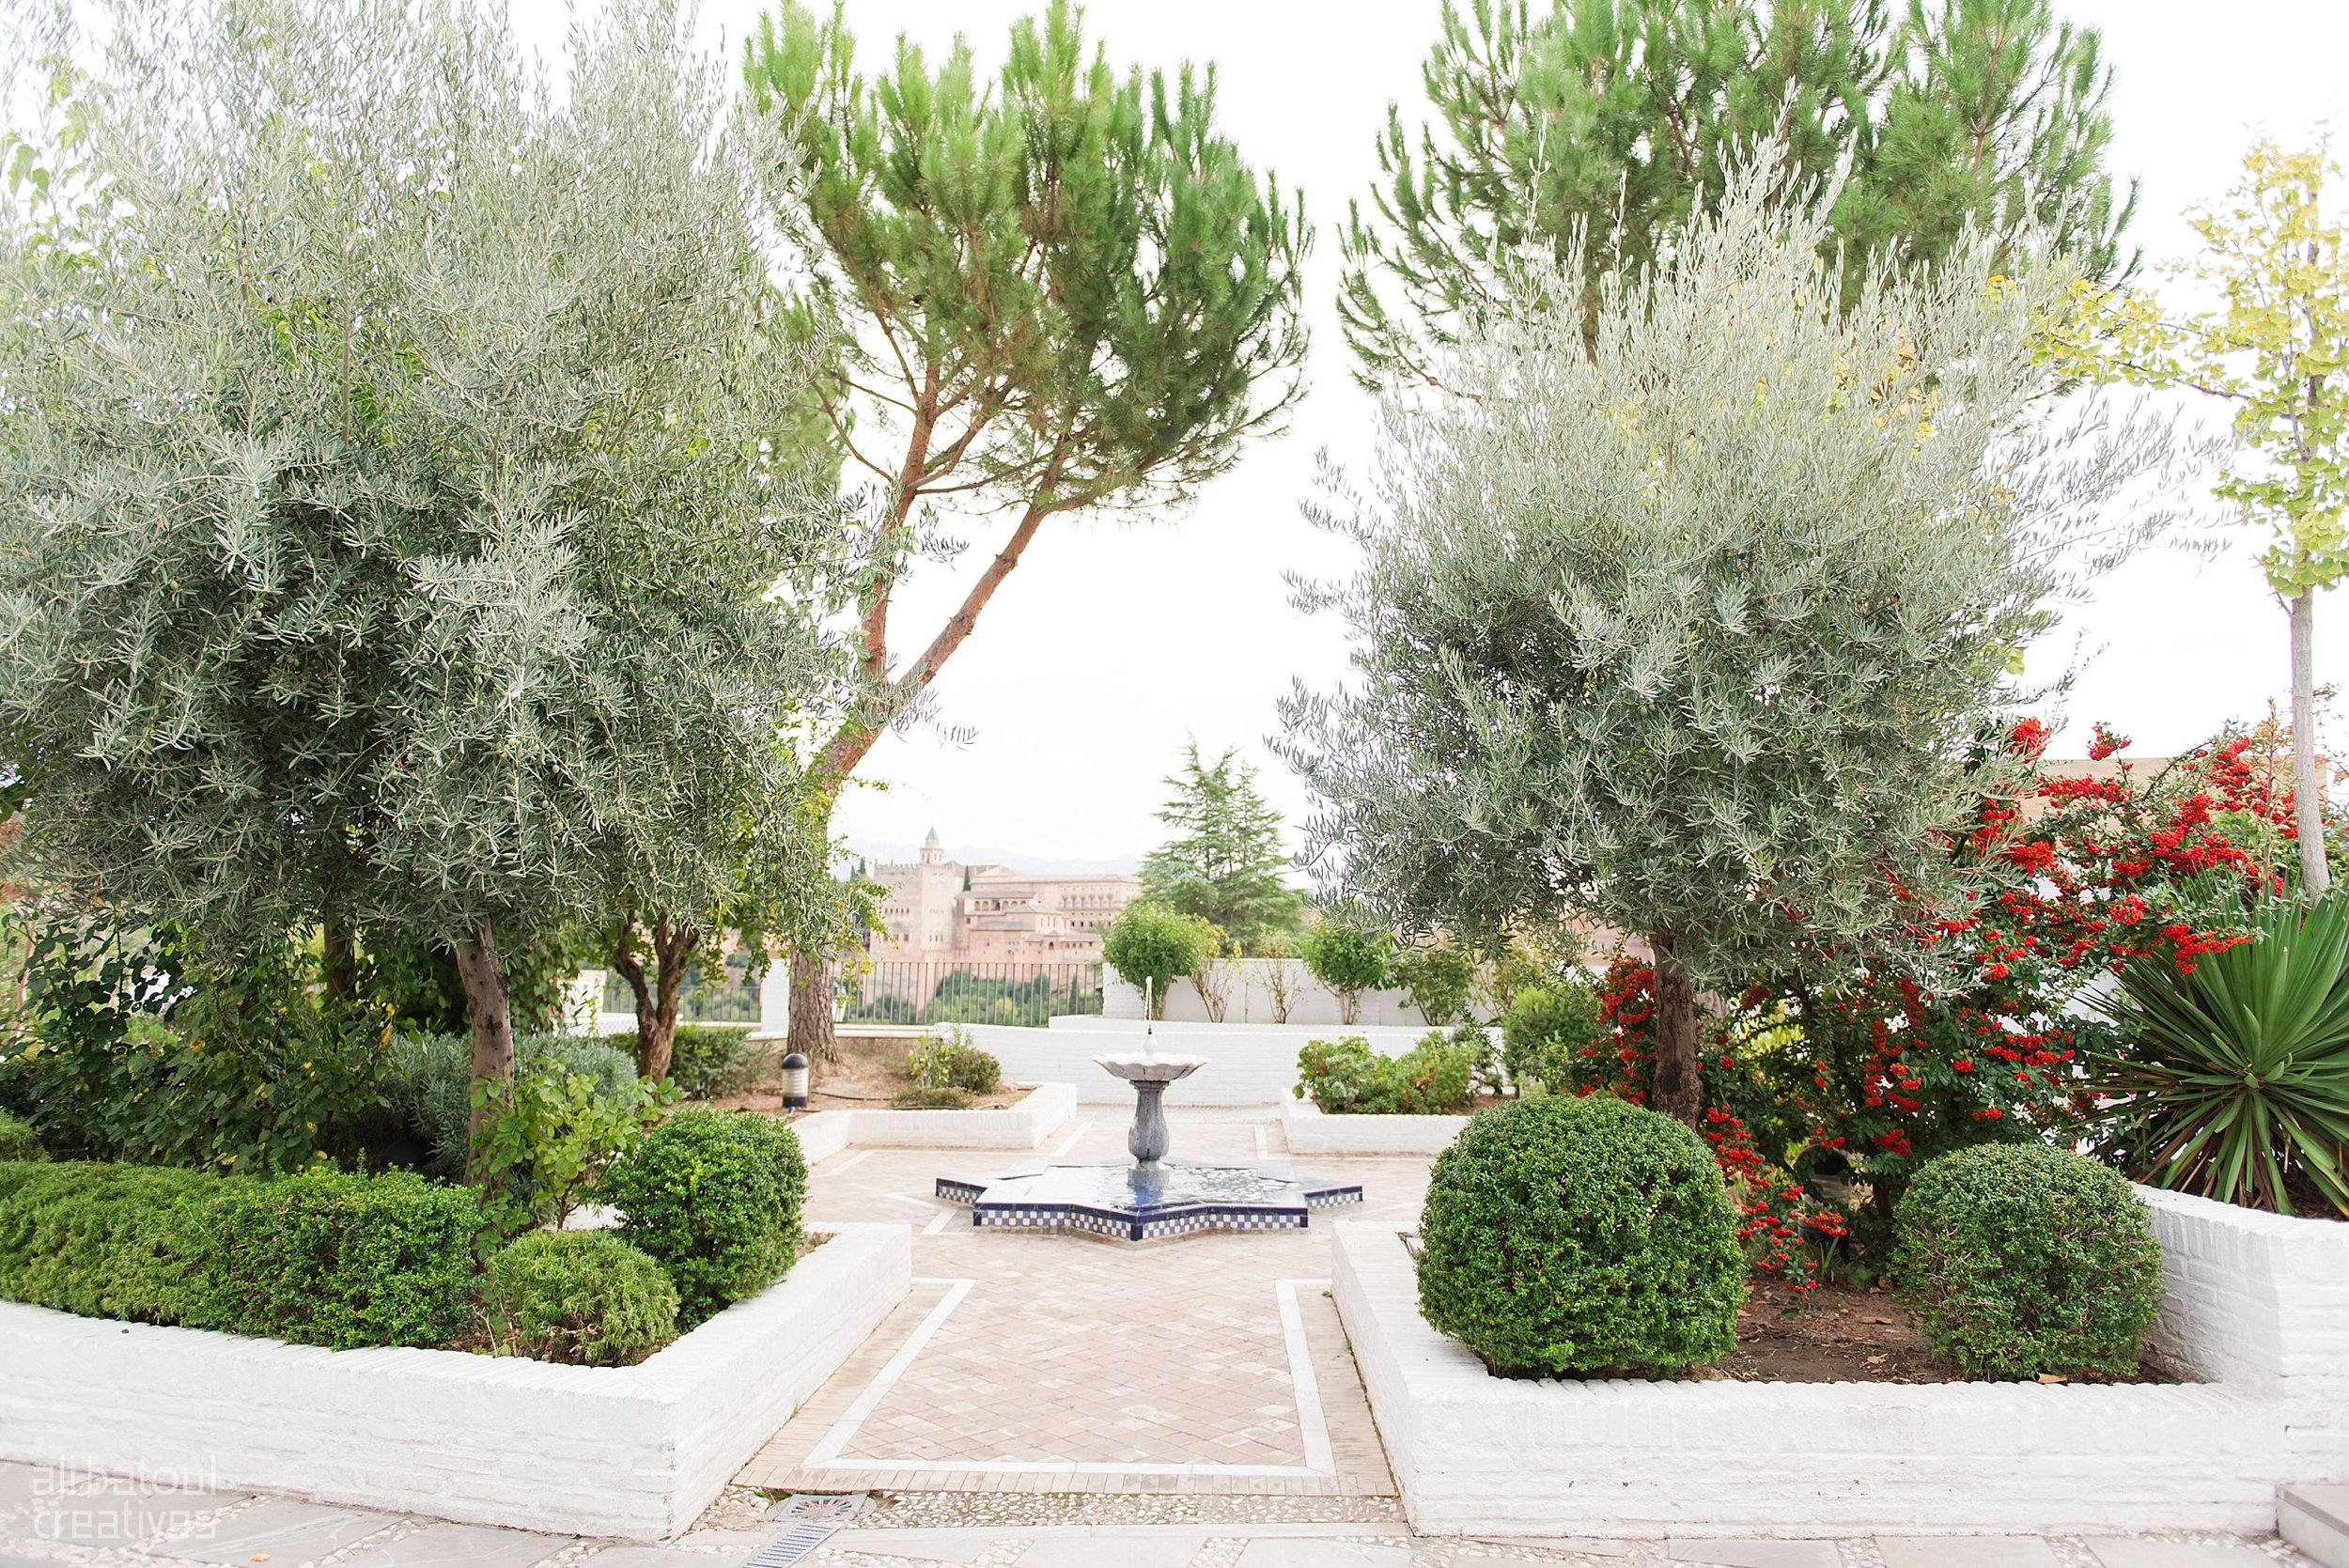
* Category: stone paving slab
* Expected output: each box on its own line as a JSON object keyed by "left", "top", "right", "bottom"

{"left": 172, "top": 1499, "right": 397, "bottom": 1567}
{"left": 19, "top": 1482, "right": 254, "bottom": 1549}
{"left": 2088, "top": 1545, "right": 2283, "bottom": 1568}
{"left": 334, "top": 1523, "right": 565, "bottom": 1568}
{"left": 1668, "top": 1543, "right": 1840, "bottom": 1568}
{"left": 1878, "top": 1542, "right": 2062, "bottom": 1568}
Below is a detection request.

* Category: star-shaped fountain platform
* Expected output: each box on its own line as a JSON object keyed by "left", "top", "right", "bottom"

{"left": 936, "top": 1160, "right": 1362, "bottom": 1242}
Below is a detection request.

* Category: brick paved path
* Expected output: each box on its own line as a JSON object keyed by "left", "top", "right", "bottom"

{"left": 741, "top": 1110, "right": 1418, "bottom": 1497}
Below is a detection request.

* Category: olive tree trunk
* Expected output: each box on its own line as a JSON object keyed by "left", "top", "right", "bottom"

{"left": 1649, "top": 931, "right": 1703, "bottom": 1127}
{"left": 452, "top": 921, "right": 517, "bottom": 1185}
{"left": 612, "top": 915, "right": 700, "bottom": 1082}
{"left": 788, "top": 948, "right": 837, "bottom": 1066}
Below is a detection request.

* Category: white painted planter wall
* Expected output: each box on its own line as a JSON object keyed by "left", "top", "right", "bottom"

{"left": 787, "top": 1082, "right": 1077, "bottom": 1160}
{"left": 1279, "top": 1098, "right": 1470, "bottom": 1157}
{"left": 0, "top": 1224, "right": 911, "bottom": 1542}
{"left": 1333, "top": 1187, "right": 2349, "bottom": 1537}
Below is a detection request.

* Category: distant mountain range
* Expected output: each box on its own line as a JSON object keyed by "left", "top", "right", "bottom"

{"left": 842, "top": 836, "right": 1143, "bottom": 877}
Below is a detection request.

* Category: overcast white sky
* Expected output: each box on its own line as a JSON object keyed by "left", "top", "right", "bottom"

{"left": 516, "top": 0, "right": 2349, "bottom": 872}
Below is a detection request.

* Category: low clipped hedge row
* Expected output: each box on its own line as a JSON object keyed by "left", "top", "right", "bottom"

{"left": 0, "top": 1108, "right": 805, "bottom": 1361}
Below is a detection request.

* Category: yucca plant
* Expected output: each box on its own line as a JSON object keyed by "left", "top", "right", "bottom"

{"left": 2092, "top": 896, "right": 2349, "bottom": 1215}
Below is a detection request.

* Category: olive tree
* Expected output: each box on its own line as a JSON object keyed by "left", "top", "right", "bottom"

{"left": 1282, "top": 155, "right": 2180, "bottom": 1125}
{"left": 0, "top": 0, "right": 842, "bottom": 1170}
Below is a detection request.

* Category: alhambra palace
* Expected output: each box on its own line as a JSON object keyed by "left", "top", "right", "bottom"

{"left": 863, "top": 829, "right": 1143, "bottom": 971}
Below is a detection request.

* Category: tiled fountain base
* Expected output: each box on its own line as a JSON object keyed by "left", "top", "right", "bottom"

{"left": 937, "top": 1162, "right": 1363, "bottom": 1241}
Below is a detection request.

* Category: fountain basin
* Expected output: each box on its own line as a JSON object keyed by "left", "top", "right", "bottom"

{"left": 937, "top": 1161, "right": 1362, "bottom": 1242}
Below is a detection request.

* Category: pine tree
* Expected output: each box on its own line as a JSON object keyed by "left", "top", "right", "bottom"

{"left": 1283, "top": 154, "right": 2182, "bottom": 1125}
{"left": 1340, "top": 0, "right": 2134, "bottom": 388}
{"left": 741, "top": 1, "right": 1309, "bottom": 1059}
{"left": 1140, "top": 743, "right": 1307, "bottom": 952}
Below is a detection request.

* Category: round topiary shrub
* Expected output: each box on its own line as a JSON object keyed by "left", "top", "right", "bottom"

{"left": 485, "top": 1231, "right": 679, "bottom": 1366}
{"left": 1895, "top": 1142, "right": 2164, "bottom": 1380}
{"left": 1415, "top": 1093, "right": 1746, "bottom": 1377}
{"left": 597, "top": 1109, "right": 806, "bottom": 1327}
{"left": 1499, "top": 983, "right": 1605, "bottom": 1093}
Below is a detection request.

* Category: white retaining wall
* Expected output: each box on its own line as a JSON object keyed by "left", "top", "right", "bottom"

{"left": 2141, "top": 1186, "right": 2349, "bottom": 1480}
{"left": 788, "top": 1082, "right": 1077, "bottom": 1157}
{"left": 1280, "top": 1098, "right": 1470, "bottom": 1157}
{"left": 973, "top": 1021, "right": 1478, "bottom": 1106}
{"left": 1332, "top": 1220, "right": 2283, "bottom": 1535}
{"left": 0, "top": 1224, "right": 912, "bottom": 1542}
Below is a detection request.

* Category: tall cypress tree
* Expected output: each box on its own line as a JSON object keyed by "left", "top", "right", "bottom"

{"left": 1340, "top": 0, "right": 2135, "bottom": 388}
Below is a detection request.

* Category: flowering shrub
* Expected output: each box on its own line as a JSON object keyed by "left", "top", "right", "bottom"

{"left": 1562, "top": 721, "right": 2317, "bottom": 1286}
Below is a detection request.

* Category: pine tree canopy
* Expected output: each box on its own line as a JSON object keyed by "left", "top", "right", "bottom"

{"left": 1282, "top": 151, "right": 2184, "bottom": 1113}
{"left": 1340, "top": 0, "right": 2137, "bottom": 388}
{"left": 1139, "top": 742, "right": 1306, "bottom": 952}
{"left": 0, "top": 0, "right": 844, "bottom": 962}
{"left": 741, "top": 0, "right": 1312, "bottom": 785}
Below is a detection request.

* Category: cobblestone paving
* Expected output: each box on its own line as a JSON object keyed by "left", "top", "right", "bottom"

{"left": 740, "top": 1111, "right": 1422, "bottom": 1497}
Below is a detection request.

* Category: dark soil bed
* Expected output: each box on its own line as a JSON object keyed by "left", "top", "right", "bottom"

{"left": 1702, "top": 1277, "right": 2177, "bottom": 1385}
{"left": 704, "top": 1031, "right": 1031, "bottom": 1115}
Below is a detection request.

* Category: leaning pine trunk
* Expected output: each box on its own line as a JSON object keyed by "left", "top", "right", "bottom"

{"left": 452, "top": 921, "right": 518, "bottom": 1186}
{"left": 788, "top": 948, "right": 837, "bottom": 1066}
{"left": 2294, "top": 586, "right": 2331, "bottom": 895}
{"left": 1648, "top": 931, "right": 1703, "bottom": 1127}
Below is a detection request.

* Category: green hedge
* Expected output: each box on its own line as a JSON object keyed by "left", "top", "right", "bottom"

{"left": 388, "top": 1032, "right": 639, "bottom": 1178}
{"left": 0, "top": 1161, "right": 224, "bottom": 1323}
{"left": 485, "top": 1230, "right": 678, "bottom": 1366}
{"left": 598, "top": 1110, "right": 806, "bottom": 1327}
{"left": 1415, "top": 1094, "right": 1746, "bottom": 1376}
{"left": 1895, "top": 1142, "right": 2165, "bottom": 1380}
{"left": 187, "top": 1168, "right": 480, "bottom": 1349}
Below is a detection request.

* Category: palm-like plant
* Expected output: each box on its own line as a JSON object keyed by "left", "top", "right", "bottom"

{"left": 2092, "top": 896, "right": 2349, "bottom": 1215}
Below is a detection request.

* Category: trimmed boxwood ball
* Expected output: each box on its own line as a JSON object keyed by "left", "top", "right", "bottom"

{"left": 1415, "top": 1094, "right": 1746, "bottom": 1377}
{"left": 1895, "top": 1142, "right": 2165, "bottom": 1380}
{"left": 486, "top": 1231, "right": 679, "bottom": 1366}
{"left": 0, "top": 1111, "right": 46, "bottom": 1162}
{"left": 597, "top": 1109, "right": 806, "bottom": 1327}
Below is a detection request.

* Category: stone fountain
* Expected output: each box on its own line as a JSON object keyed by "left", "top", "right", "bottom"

{"left": 936, "top": 984, "right": 1361, "bottom": 1241}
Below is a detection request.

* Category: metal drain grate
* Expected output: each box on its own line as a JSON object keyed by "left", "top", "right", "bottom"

{"left": 739, "top": 1520, "right": 836, "bottom": 1567}
{"left": 769, "top": 1493, "right": 867, "bottom": 1524}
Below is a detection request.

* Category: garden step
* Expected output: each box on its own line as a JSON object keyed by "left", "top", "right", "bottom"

{"left": 2283, "top": 1484, "right": 2349, "bottom": 1568}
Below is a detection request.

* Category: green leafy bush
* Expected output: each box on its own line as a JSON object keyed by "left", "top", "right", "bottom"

{"left": 187, "top": 1169, "right": 479, "bottom": 1349}
{"left": 2091, "top": 894, "right": 2349, "bottom": 1214}
{"left": 598, "top": 1110, "right": 807, "bottom": 1327}
{"left": 1, "top": 917, "right": 396, "bottom": 1172}
{"left": 1501, "top": 983, "right": 1606, "bottom": 1092}
{"left": 1392, "top": 939, "right": 1477, "bottom": 1025}
{"left": 470, "top": 1068, "right": 676, "bottom": 1234}
{"left": 483, "top": 1231, "right": 679, "bottom": 1366}
{"left": 0, "top": 1111, "right": 45, "bottom": 1161}
{"left": 666, "top": 1026, "right": 770, "bottom": 1099}
{"left": 0, "top": 1160, "right": 226, "bottom": 1322}
{"left": 1416, "top": 1094, "right": 1746, "bottom": 1376}
{"left": 1895, "top": 1142, "right": 2164, "bottom": 1380}
{"left": 904, "top": 1027, "right": 1001, "bottom": 1094}
{"left": 1300, "top": 907, "right": 1392, "bottom": 1025}
{"left": 1102, "top": 902, "right": 1220, "bottom": 1017}
{"left": 1295, "top": 1029, "right": 1486, "bottom": 1114}
{"left": 387, "top": 1032, "right": 640, "bottom": 1179}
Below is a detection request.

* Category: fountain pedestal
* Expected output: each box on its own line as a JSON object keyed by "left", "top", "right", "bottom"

{"left": 934, "top": 1046, "right": 1363, "bottom": 1242}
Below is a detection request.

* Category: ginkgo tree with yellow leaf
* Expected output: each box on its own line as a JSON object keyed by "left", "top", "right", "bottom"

{"left": 2084, "top": 141, "right": 2349, "bottom": 893}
